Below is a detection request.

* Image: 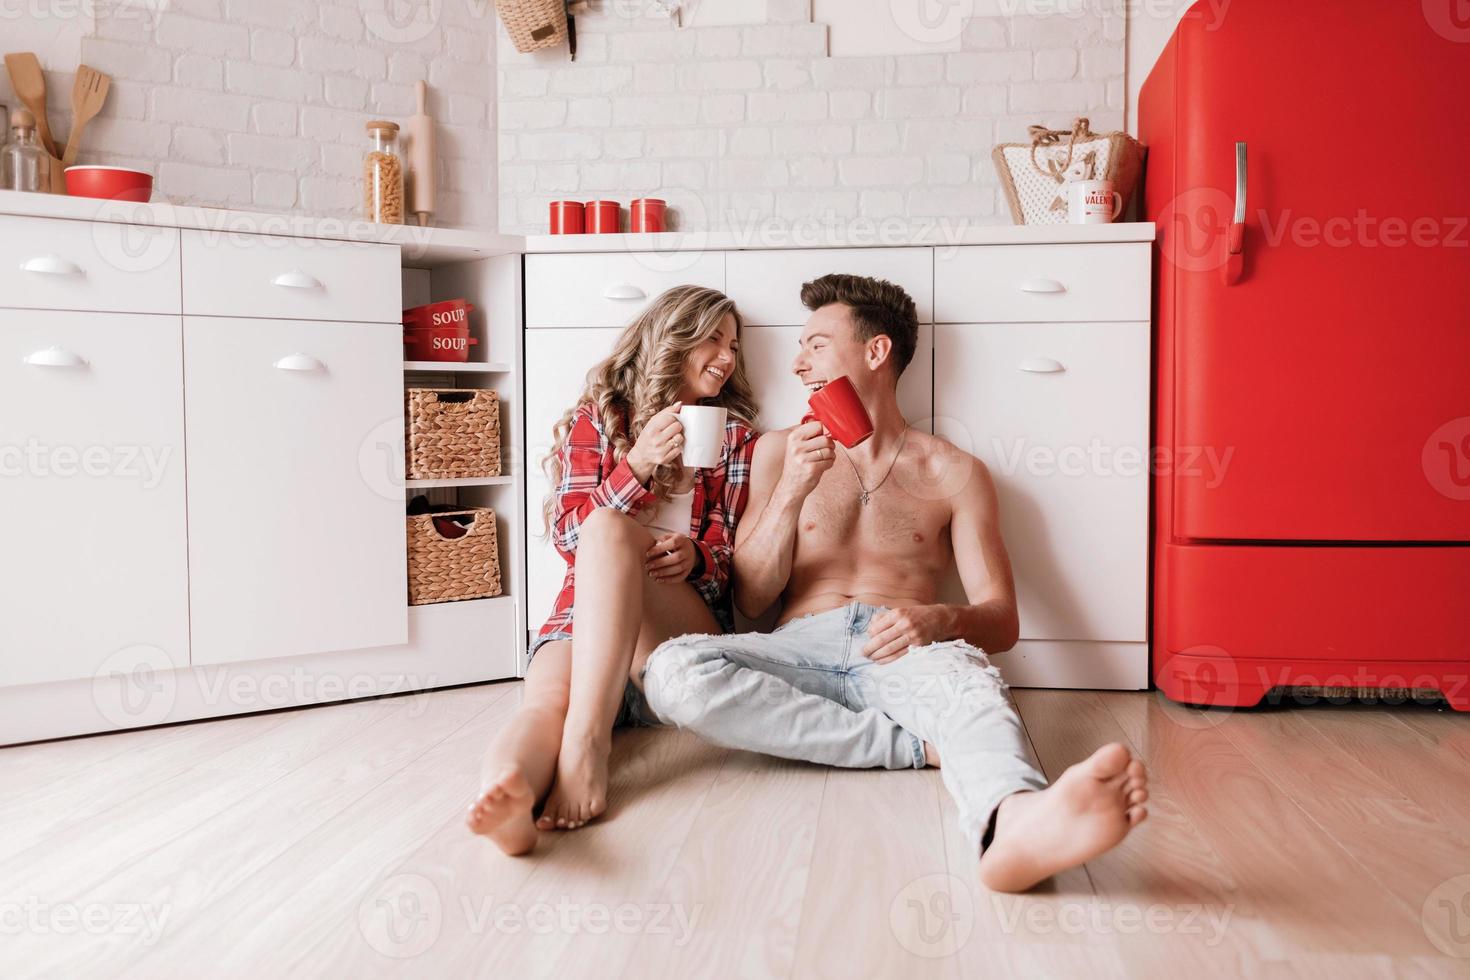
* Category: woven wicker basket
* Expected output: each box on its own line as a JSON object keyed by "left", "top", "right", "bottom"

{"left": 407, "top": 508, "right": 503, "bottom": 605}
{"left": 495, "top": 0, "right": 568, "bottom": 53}
{"left": 993, "top": 117, "right": 1144, "bottom": 225}
{"left": 406, "top": 388, "right": 502, "bottom": 481}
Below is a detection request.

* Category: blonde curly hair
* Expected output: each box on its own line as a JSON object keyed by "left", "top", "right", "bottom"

{"left": 543, "top": 285, "right": 759, "bottom": 531}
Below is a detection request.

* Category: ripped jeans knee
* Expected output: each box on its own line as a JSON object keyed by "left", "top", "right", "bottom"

{"left": 858, "top": 640, "right": 1011, "bottom": 720}
{"left": 641, "top": 632, "right": 726, "bottom": 727}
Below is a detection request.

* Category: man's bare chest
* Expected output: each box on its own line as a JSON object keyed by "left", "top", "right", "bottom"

{"left": 795, "top": 464, "right": 951, "bottom": 556}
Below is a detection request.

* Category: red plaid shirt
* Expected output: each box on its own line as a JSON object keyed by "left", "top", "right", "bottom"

{"left": 534, "top": 401, "right": 759, "bottom": 648}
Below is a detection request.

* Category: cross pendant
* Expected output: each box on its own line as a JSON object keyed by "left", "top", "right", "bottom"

{"left": 859, "top": 490, "right": 870, "bottom": 506}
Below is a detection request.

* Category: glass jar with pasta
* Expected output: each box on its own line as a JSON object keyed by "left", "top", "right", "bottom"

{"left": 363, "top": 120, "right": 404, "bottom": 224}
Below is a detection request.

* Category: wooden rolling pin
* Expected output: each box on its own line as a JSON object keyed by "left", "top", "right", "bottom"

{"left": 408, "top": 80, "right": 436, "bottom": 227}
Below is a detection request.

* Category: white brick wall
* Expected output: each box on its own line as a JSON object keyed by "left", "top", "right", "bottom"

{"left": 497, "top": 4, "right": 1127, "bottom": 235}
{"left": 0, "top": 0, "right": 496, "bottom": 228}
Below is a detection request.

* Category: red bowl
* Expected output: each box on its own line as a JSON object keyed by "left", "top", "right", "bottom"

{"left": 403, "top": 326, "right": 477, "bottom": 362}
{"left": 64, "top": 166, "right": 153, "bottom": 202}
{"left": 402, "top": 298, "right": 474, "bottom": 330}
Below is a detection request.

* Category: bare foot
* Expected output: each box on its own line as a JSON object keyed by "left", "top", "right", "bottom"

{"left": 924, "top": 741, "right": 941, "bottom": 768}
{"left": 536, "top": 733, "right": 610, "bottom": 831}
{"left": 466, "top": 765, "right": 538, "bottom": 856}
{"left": 977, "top": 742, "right": 1148, "bottom": 893}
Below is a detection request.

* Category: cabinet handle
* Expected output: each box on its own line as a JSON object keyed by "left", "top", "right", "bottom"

{"left": 272, "top": 270, "right": 323, "bottom": 290}
{"left": 1018, "top": 277, "right": 1065, "bottom": 294}
{"left": 273, "top": 353, "right": 325, "bottom": 372}
{"left": 19, "top": 253, "right": 83, "bottom": 277}
{"left": 1224, "top": 140, "right": 1247, "bottom": 286}
{"left": 1019, "top": 357, "right": 1065, "bottom": 374}
{"left": 602, "top": 282, "right": 646, "bottom": 301}
{"left": 22, "top": 346, "right": 88, "bottom": 368}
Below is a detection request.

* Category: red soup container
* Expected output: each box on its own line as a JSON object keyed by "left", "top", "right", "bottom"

{"left": 586, "top": 200, "right": 621, "bottom": 234}
{"left": 403, "top": 299, "right": 477, "bottom": 362}
{"left": 549, "top": 200, "right": 585, "bottom": 235}
{"left": 630, "top": 198, "right": 666, "bottom": 233}
{"left": 404, "top": 327, "right": 477, "bottom": 362}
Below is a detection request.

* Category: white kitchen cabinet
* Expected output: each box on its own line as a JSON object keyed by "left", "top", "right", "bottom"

{"left": 183, "top": 316, "right": 407, "bottom": 666}
{"left": 520, "top": 240, "right": 1153, "bottom": 689}
{"left": 524, "top": 251, "right": 725, "bottom": 328}
{"left": 0, "top": 310, "right": 190, "bottom": 686}
{"left": 523, "top": 326, "right": 622, "bottom": 628}
{"left": 934, "top": 244, "right": 1150, "bottom": 323}
{"left": 1, "top": 196, "right": 529, "bottom": 744}
{"left": 934, "top": 321, "right": 1149, "bottom": 643}
{"left": 0, "top": 215, "right": 181, "bottom": 315}
{"left": 726, "top": 247, "right": 935, "bottom": 325}
{"left": 181, "top": 232, "right": 401, "bottom": 324}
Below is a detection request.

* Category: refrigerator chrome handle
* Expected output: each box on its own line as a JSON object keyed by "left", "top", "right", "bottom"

{"left": 1224, "top": 141, "right": 1247, "bottom": 285}
{"left": 1232, "top": 141, "right": 1247, "bottom": 226}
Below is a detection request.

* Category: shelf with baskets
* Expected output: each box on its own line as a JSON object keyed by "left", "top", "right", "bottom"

{"left": 398, "top": 240, "right": 525, "bottom": 676}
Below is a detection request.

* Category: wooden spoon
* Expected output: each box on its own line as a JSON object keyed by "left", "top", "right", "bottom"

{"left": 3, "top": 53, "right": 59, "bottom": 157}
{"left": 61, "top": 65, "right": 111, "bottom": 168}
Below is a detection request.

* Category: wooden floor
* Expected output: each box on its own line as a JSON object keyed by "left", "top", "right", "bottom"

{"left": 2, "top": 684, "right": 1469, "bottom": 978}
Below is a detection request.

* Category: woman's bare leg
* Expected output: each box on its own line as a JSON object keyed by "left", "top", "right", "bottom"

{"left": 466, "top": 641, "right": 572, "bottom": 855}
{"left": 540, "top": 508, "right": 719, "bottom": 829}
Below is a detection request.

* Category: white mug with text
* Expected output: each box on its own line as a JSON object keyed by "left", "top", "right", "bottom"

{"left": 1068, "top": 179, "right": 1123, "bottom": 224}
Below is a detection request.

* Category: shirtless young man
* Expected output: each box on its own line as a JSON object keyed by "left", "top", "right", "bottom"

{"left": 638, "top": 274, "right": 1149, "bottom": 893}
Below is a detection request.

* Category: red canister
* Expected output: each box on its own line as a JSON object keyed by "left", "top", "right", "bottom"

{"left": 630, "top": 198, "right": 666, "bottom": 233}
{"left": 403, "top": 299, "right": 477, "bottom": 362}
{"left": 403, "top": 327, "right": 478, "bottom": 362}
{"left": 586, "top": 200, "right": 621, "bottom": 234}
{"left": 549, "top": 200, "right": 585, "bottom": 234}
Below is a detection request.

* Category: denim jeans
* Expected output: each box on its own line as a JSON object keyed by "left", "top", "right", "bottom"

{"left": 641, "top": 601, "right": 1050, "bottom": 853}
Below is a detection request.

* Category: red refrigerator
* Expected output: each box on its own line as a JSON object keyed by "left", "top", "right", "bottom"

{"left": 1140, "top": 1, "right": 1470, "bottom": 710}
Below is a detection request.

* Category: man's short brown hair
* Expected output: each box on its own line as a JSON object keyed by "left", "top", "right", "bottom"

{"left": 800, "top": 273, "right": 919, "bottom": 377}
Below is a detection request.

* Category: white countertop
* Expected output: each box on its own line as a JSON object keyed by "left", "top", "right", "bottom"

{"left": 0, "top": 190, "right": 524, "bottom": 269}
{"left": 522, "top": 222, "right": 1155, "bottom": 253}
{"left": 0, "top": 189, "right": 1155, "bottom": 267}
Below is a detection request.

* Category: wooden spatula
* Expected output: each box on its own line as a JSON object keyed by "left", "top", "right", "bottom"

{"left": 3, "top": 53, "right": 59, "bottom": 158}
{"left": 61, "top": 65, "right": 111, "bottom": 168}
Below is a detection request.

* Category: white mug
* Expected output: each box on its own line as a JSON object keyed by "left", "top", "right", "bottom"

{"left": 1068, "top": 179, "right": 1123, "bottom": 224}
{"left": 677, "top": 405, "right": 727, "bottom": 468}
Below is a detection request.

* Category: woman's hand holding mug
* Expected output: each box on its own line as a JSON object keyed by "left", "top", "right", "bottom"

{"left": 627, "top": 402, "right": 684, "bottom": 484}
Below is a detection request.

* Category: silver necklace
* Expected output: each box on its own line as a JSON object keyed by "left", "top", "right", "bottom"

{"left": 841, "top": 426, "right": 910, "bottom": 506}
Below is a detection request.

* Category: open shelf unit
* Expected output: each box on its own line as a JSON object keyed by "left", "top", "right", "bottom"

{"left": 400, "top": 238, "right": 526, "bottom": 680}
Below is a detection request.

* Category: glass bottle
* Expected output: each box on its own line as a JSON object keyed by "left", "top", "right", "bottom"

{"left": 1, "top": 109, "right": 50, "bottom": 194}
{"left": 363, "top": 120, "right": 404, "bottom": 224}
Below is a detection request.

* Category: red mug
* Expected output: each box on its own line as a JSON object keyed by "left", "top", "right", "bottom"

{"left": 801, "top": 376, "right": 873, "bottom": 448}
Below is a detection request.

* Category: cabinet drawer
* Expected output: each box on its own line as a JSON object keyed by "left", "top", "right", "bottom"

{"left": 181, "top": 231, "right": 401, "bottom": 323}
{"left": 934, "top": 244, "right": 1149, "bottom": 323}
{"left": 0, "top": 214, "right": 181, "bottom": 315}
{"left": 934, "top": 321, "right": 1149, "bottom": 642}
{"left": 183, "top": 316, "right": 407, "bottom": 666}
{"left": 525, "top": 251, "right": 724, "bottom": 328}
{"left": 0, "top": 311, "right": 190, "bottom": 686}
{"left": 726, "top": 247, "right": 934, "bottom": 324}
